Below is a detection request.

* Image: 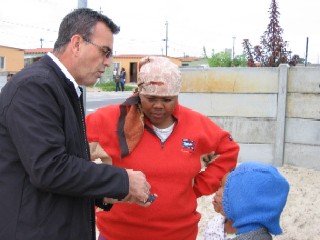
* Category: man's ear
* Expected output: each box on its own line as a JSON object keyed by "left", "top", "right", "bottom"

{"left": 70, "top": 34, "right": 82, "bottom": 55}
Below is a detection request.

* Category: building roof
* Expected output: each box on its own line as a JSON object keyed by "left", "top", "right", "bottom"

{"left": 0, "top": 45, "right": 24, "bottom": 51}
{"left": 24, "top": 48, "right": 53, "bottom": 54}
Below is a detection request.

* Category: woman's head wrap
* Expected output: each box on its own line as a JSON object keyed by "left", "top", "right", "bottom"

{"left": 138, "top": 56, "right": 181, "bottom": 96}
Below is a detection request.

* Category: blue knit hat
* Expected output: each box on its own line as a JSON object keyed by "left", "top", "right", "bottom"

{"left": 223, "top": 162, "right": 290, "bottom": 235}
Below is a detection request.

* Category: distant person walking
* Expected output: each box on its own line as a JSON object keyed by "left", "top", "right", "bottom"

{"left": 6, "top": 73, "right": 14, "bottom": 81}
{"left": 120, "top": 67, "right": 126, "bottom": 91}
{"left": 113, "top": 68, "right": 120, "bottom": 91}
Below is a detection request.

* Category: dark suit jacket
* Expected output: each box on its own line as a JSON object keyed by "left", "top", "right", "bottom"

{"left": 0, "top": 55, "right": 128, "bottom": 240}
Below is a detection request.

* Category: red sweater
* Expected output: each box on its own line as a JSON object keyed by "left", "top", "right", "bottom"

{"left": 86, "top": 104, "right": 239, "bottom": 240}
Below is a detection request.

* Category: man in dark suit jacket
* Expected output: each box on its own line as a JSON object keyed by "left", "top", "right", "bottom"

{"left": 0, "top": 8, "right": 151, "bottom": 240}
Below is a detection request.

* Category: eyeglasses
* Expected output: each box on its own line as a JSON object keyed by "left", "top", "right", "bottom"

{"left": 82, "top": 36, "right": 113, "bottom": 58}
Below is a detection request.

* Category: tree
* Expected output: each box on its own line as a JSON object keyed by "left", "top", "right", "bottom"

{"left": 208, "top": 51, "right": 232, "bottom": 67}
{"left": 233, "top": 54, "right": 247, "bottom": 67}
{"left": 242, "top": 0, "right": 299, "bottom": 67}
{"left": 208, "top": 50, "right": 246, "bottom": 67}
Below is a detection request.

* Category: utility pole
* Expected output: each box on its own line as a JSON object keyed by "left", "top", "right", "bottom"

{"left": 232, "top": 36, "right": 236, "bottom": 60}
{"left": 162, "top": 21, "right": 168, "bottom": 56}
{"left": 305, "top": 37, "right": 309, "bottom": 67}
{"left": 78, "top": 0, "right": 87, "bottom": 111}
{"left": 40, "top": 38, "right": 44, "bottom": 48}
{"left": 78, "top": 0, "right": 87, "bottom": 8}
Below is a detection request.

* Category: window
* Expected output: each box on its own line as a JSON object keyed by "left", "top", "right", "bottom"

{"left": 113, "top": 62, "right": 120, "bottom": 71}
{"left": 0, "top": 56, "right": 4, "bottom": 69}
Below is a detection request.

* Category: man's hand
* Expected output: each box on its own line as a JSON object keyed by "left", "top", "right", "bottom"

{"left": 124, "top": 169, "right": 152, "bottom": 207}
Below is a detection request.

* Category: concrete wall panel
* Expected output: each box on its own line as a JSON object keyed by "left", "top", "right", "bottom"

{"left": 181, "top": 68, "right": 278, "bottom": 93}
{"left": 179, "top": 93, "right": 277, "bottom": 118}
{"left": 209, "top": 117, "right": 276, "bottom": 144}
{"left": 284, "top": 143, "right": 320, "bottom": 170}
{"left": 238, "top": 144, "right": 274, "bottom": 164}
{"left": 287, "top": 93, "right": 320, "bottom": 119}
{"left": 288, "top": 67, "right": 320, "bottom": 93}
{"left": 285, "top": 118, "right": 320, "bottom": 145}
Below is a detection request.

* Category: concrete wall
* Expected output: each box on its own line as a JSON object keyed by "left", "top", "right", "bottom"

{"left": 179, "top": 65, "right": 320, "bottom": 170}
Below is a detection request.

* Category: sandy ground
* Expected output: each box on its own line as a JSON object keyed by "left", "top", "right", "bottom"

{"left": 196, "top": 164, "right": 320, "bottom": 240}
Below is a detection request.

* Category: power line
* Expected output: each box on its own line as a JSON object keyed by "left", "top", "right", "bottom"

{"left": 0, "top": 20, "right": 58, "bottom": 33}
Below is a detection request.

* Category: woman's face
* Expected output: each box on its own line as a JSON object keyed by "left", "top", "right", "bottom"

{"left": 212, "top": 173, "right": 229, "bottom": 216}
{"left": 139, "top": 94, "right": 178, "bottom": 128}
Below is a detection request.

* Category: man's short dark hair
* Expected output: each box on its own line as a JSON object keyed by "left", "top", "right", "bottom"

{"left": 53, "top": 8, "right": 120, "bottom": 52}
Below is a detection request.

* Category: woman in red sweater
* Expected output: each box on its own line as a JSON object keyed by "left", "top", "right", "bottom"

{"left": 86, "top": 56, "right": 239, "bottom": 240}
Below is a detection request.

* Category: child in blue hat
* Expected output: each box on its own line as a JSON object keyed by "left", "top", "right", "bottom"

{"left": 205, "top": 161, "right": 289, "bottom": 240}
{"left": 223, "top": 161, "right": 290, "bottom": 239}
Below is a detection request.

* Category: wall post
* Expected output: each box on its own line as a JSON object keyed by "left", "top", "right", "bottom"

{"left": 274, "top": 64, "right": 289, "bottom": 166}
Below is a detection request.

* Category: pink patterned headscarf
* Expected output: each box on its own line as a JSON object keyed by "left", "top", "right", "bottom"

{"left": 138, "top": 56, "right": 181, "bottom": 96}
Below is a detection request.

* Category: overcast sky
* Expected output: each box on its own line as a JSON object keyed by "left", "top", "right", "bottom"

{"left": 1, "top": 0, "right": 319, "bottom": 63}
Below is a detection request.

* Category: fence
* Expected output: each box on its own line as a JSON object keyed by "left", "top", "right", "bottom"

{"left": 179, "top": 65, "right": 320, "bottom": 170}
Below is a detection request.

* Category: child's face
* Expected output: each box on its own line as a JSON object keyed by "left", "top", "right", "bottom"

{"left": 212, "top": 173, "right": 229, "bottom": 216}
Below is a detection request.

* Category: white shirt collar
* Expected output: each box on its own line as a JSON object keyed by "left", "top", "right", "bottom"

{"left": 47, "top": 52, "right": 82, "bottom": 98}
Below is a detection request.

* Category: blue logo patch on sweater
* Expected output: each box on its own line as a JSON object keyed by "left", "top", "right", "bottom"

{"left": 181, "top": 139, "right": 195, "bottom": 153}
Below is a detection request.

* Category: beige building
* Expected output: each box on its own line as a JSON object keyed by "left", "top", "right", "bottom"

{"left": 0, "top": 45, "right": 25, "bottom": 75}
